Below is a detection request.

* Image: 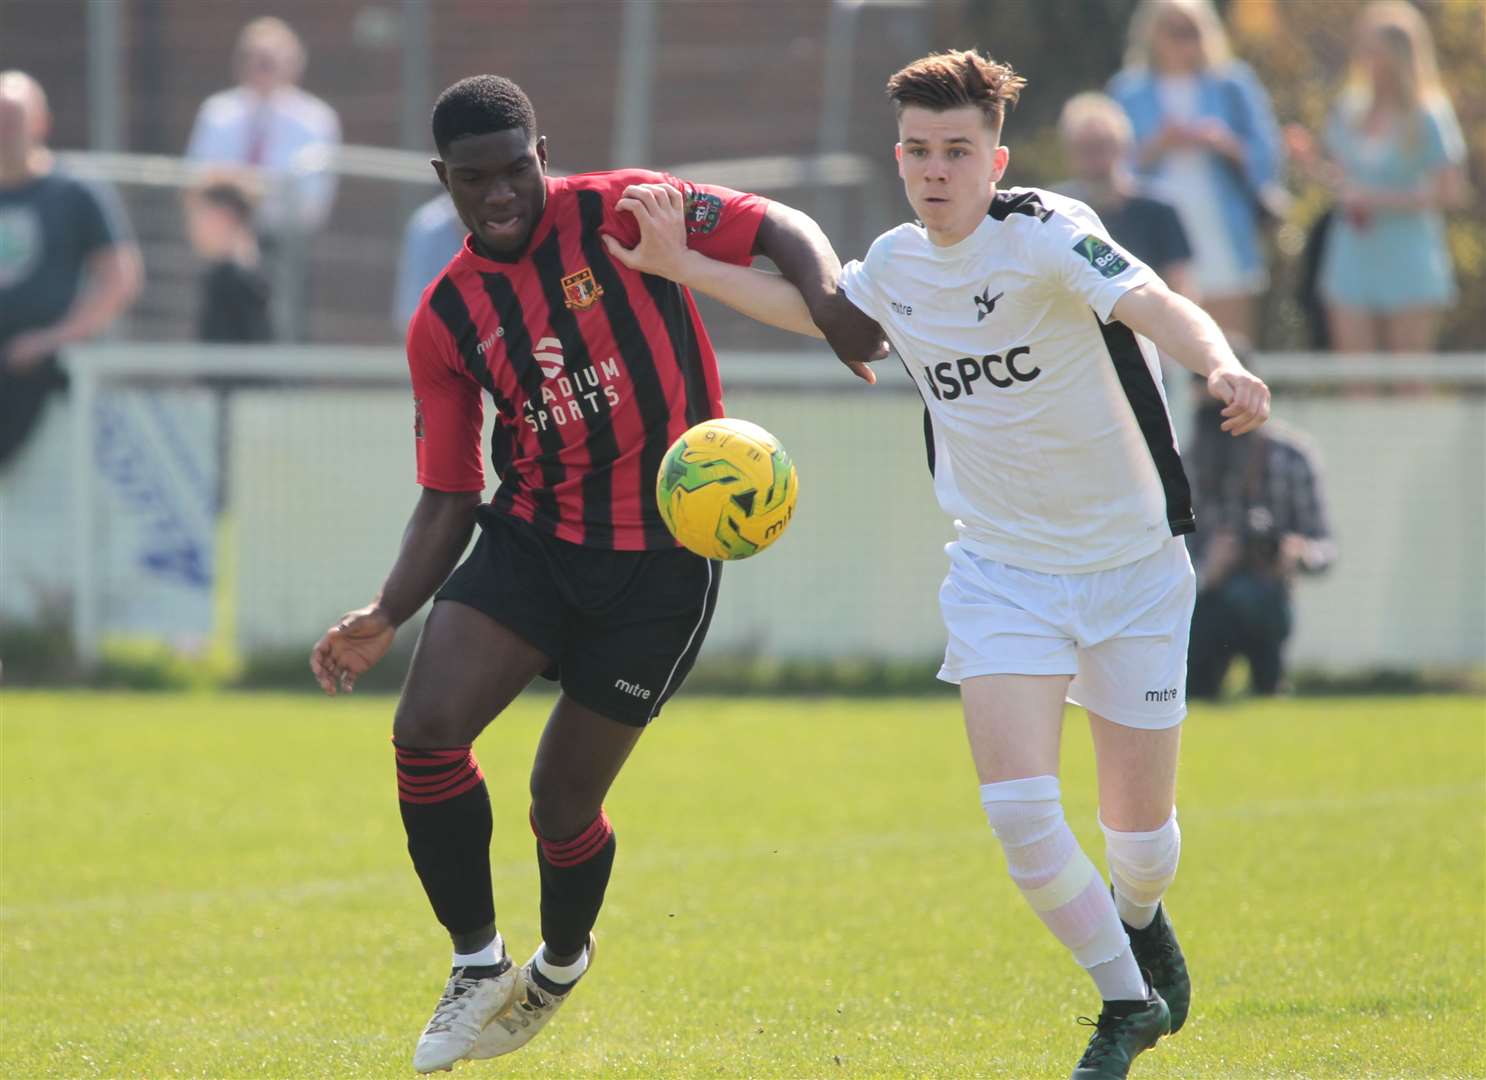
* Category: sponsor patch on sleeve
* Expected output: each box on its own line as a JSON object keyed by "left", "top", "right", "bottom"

{"left": 683, "top": 190, "right": 724, "bottom": 236}
{"left": 1072, "top": 234, "right": 1130, "bottom": 279}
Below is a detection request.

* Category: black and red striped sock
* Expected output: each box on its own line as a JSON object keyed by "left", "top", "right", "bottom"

{"left": 533, "top": 808, "right": 616, "bottom": 959}
{"left": 395, "top": 743, "right": 496, "bottom": 945}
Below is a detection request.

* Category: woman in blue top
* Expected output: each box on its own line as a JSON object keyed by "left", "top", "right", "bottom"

{"left": 1294, "top": 1, "right": 1466, "bottom": 353}
{"left": 1108, "top": 0, "right": 1284, "bottom": 347}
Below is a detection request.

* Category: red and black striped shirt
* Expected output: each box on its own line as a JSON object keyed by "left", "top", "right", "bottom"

{"left": 408, "top": 169, "right": 766, "bottom": 550}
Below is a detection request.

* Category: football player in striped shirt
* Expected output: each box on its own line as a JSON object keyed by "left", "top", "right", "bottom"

{"left": 604, "top": 50, "right": 1270, "bottom": 1080}
{"left": 309, "top": 75, "right": 873, "bottom": 1072}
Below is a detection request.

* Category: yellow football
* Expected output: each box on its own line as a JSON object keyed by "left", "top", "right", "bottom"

{"left": 655, "top": 418, "right": 798, "bottom": 560}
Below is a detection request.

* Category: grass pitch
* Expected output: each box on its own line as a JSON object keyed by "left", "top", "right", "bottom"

{"left": 2, "top": 691, "right": 1482, "bottom": 1079}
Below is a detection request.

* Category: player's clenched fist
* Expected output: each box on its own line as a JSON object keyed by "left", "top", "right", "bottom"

{"left": 310, "top": 605, "right": 396, "bottom": 696}
{"left": 1207, "top": 365, "right": 1271, "bottom": 436}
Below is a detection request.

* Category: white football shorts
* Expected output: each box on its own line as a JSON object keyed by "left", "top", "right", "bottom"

{"left": 937, "top": 537, "right": 1196, "bottom": 729}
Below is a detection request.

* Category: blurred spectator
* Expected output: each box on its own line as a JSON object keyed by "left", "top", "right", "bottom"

{"left": 1057, "top": 91, "right": 1194, "bottom": 297}
{"left": 1058, "top": 91, "right": 1200, "bottom": 439}
{"left": 392, "top": 191, "right": 465, "bottom": 336}
{"left": 185, "top": 171, "right": 272, "bottom": 344}
{"left": 185, "top": 17, "right": 340, "bottom": 234}
{"left": 1186, "top": 372, "right": 1335, "bottom": 700}
{"left": 1108, "top": 0, "right": 1285, "bottom": 346}
{"left": 0, "top": 70, "right": 142, "bottom": 468}
{"left": 184, "top": 17, "right": 341, "bottom": 340}
{"left": 1287, "top": 1, "right": 1467, "bottom": 354}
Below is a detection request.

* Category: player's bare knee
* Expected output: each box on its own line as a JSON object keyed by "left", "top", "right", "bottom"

{"left": 392, "top": 694, "right": 469, "bottom": 748}
{"left": 529, "top": 767, "right": 601, "bottom": 840}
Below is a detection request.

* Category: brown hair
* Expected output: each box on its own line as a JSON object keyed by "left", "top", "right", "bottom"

{"left": 885, "top": 50, "right": 1027, "bottom": 136}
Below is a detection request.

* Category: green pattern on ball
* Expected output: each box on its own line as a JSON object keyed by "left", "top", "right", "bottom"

{"left": 762, "top": 448, "right": 793, "bottom": 512}
{"left": 660, "top": 451, "right": 744, "bottom": 496}
{"left": 713, "top": 514, "right": 759, "bottom": 559}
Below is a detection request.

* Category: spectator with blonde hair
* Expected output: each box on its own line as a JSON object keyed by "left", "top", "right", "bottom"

{"left": 1289, "top": 1, "right": 1467, "bottom": 354}
{"left": 1108, "top": 0, "right": 1284, "bottom": 345}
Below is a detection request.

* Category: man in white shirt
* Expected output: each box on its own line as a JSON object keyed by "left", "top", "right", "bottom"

{"left": 184, "top": 17, "right": 341, "bottom": 235}
{"left": 185, "top": 18, "right": 340, "bottom": 340}
{"left": 604, "top": 48, "right": 1268, "bottom": 1080}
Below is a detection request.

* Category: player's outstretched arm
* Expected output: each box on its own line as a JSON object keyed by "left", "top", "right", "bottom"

{"left": 602, "top": 185, "right": 823, "bottom": 337}
{"left": 1111, "top": 281, "right": 1271, "bottom": 436}
{"left": 602, "top": 184, "right": 882, "bottom": 383}
{"left": 309, "top": 488, "right": 480, "bottom": 695}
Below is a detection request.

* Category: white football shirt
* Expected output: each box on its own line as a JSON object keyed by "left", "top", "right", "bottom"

{"left": 839, "top": 186, "right": 1192, "bottom": 574}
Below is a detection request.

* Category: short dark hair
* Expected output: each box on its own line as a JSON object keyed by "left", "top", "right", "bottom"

{"left": 885, "top": 50, "right": 1026, "bottom": 137}
{"left": 431, "top": 75, "right": 537, "bottom": 155}
{"left": 191, "top": 170, "right": 259, "bottom": 225}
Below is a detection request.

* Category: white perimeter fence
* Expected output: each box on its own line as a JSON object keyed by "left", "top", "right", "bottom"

{"left": 0, "top": 345, "right": 1481, "bottom": 676}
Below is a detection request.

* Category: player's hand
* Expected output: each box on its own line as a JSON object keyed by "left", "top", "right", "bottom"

{"left": 4, "top": 327, "right": 62, "bottom": 372}
{"left": 811, "top": 292, "right": 888, "bottom": 385}
{"left": 310, "top": 605, "right": 396, "bottom": 696}
{"left": 1207, "top": 364, "right": 1270, "bottom": 436}
{"left": 603, "top": 183, "right": 690, "bottom": 282}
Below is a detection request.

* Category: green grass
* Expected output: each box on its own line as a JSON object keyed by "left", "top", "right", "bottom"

{"left": 2, "top": 692, "right": 1482, "bottom": 1079}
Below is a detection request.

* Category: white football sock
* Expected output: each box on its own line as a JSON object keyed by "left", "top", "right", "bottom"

{"left": 452, "top": 930, "right": 504, "bottom": 969}
{"left": 1102, "top": 811, "right": 1181, "bottom": 931}
{"left": 981, "top": 775, "right": 1145, "bottom": 1002}
{"left": 533, "top": 941, "right": 589, "bottom": 988}
{"left": 1089, "top": 946, "right": 1148, "bottom": 1002}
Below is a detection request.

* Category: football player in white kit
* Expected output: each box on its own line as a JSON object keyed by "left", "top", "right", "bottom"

{"left": 602, "top": 48, "right": 1269, "bottom": 1080}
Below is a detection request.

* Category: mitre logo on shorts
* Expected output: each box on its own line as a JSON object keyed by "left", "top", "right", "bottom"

{"left": 923, "top": 346, "right": 1042, "bottom": 400}
{"left": 522, "top": 336, "right": 626, "bottom": 434}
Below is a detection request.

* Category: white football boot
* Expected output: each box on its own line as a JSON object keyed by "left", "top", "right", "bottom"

{"left": 411, "top": 958, "right": 519, "bottom": 1073}
{"left": 464, "top": 934, "right": 595, "bottom": 1060}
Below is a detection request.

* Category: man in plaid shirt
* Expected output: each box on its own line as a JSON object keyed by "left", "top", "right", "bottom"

{"left": 1185, "top": 385, "right": 1335, "bottom": 698}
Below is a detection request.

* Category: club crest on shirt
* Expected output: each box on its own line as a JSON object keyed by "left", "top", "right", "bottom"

{"left": 561, "top": 266, "right": 604, "bottom": 310}
{"left": 413, "top": 396, "right": 425, "bottom": 439}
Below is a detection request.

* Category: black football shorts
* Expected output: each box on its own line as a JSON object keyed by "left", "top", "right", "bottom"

{"left": 435, "top": 510, "right": 722, "bottom": 726}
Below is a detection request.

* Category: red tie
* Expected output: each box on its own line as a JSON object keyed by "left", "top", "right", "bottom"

{"left": 245, "top": 105, "right": 270, "bottom": 166}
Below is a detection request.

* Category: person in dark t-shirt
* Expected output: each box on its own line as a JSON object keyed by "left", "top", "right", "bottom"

{"left": 1057, "top": 91, "right": 1194, "bottom": 298}
{"left": 0, "top": 70, "right": 142, "bottom": 466}
{"left": 185, "top": 172, "right": 272, "bottom": 343}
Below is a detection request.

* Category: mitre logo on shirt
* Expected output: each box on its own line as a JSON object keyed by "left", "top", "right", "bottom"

{"left": 522, "top": 335, "right": 626, "bottom": 434}
{"left": 476, "top": 326, "right": 504, "bottom": 355}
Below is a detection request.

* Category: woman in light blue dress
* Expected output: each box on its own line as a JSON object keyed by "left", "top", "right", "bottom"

{"left": 1302, "top": 1, "right": 1467, "bottom": 353}
{"left": 1108, "top": 0, "right": 1285, "bottom": 347}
